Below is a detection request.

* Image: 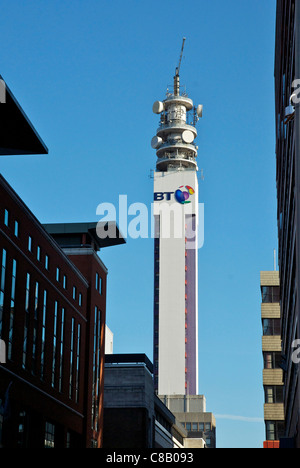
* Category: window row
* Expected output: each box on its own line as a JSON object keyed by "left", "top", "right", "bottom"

{"left": 22, "top": 276, "right": 82, "bottom": 402}
{"left": 181, "top": 421, "right": 212, "bottom": 433}
{"left": 3, "top": 410, "right": 81, "bottom": 448}
{"left": 3, "top": 208, "right": 83, "bottom": 307}
{"left": 3, "top": 208, "right": 51, "bottom": 272}
{"left": 56, "top": 267, "right": 82, "bottom": 307}
{"left": 0, "top": 249, "right": 82, "bottom": 402}
{"left": 3, "top": 208, "right": 19, "bottom": 237}
{"left": 44, "top": 420, "right": 78, "bottom": 448}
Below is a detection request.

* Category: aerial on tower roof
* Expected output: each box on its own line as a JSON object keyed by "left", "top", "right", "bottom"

{"left": 151, "top": 38, "right": 203, "bottom": 172}
{"left": 174, "top": 37, "right": 186, "bottom": 95}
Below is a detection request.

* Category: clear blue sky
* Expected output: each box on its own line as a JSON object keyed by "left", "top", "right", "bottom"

{"left": 0, "top": 0, "right": 277, "bottom": 448}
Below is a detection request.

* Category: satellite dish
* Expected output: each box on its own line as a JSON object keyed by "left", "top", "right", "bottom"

{"left": 196, "top": 105, "right": 203, "bottom": 118}
{"left": 182, "top": 130, "right": 194, "bottom": 144}
{"left": 153, "top": 101, "right": 164, "bottom": 114}
{"left": 151, "top": 136, "right": 163, "bottom": 149}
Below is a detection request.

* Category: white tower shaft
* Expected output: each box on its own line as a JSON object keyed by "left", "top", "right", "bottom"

{"left": 151, "top": 41, "right": 203, "bottom": 396}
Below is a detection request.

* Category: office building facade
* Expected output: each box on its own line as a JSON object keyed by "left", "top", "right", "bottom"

{"left": 0, "top": 175, "right": 124, "bottom": 447}
{"left": 160, "top": 394, "right": 216, "bottom": 449}
{"left": 260, "top": 271, "right": 285, "bottom": 447}
{"left": 274, "top": 0, "right": 300, "bottom": 447}
{"left": 103, "top": 354, "right": 206, "bottom": 449}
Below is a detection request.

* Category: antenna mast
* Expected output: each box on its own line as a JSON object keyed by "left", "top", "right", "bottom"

{"left": 151, "top": 36, "right": 203, "bottom": 172}
{"left": 174, "top": 37, "right": 186, "bottom": 96}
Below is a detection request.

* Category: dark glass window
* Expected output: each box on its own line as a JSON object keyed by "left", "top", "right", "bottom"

{"left": 75, "top": 323, "right": 81, "bottom": 403}
{"left": 262, "top": 286, "right": 280, "bottom": 303}
{"left": 41, "top": 290, "right": 47, "bottom": 379}
{"left": 264, "top": 352, "right": 282, "bottom": 370}
{"left": 32, "top": 281, "right": 39, "bottom": 374}
{"left": 95, "top": 272, "right": 103, "bottom": 295}
{"left": 59, "top": 308, "right": 65, "bottom": 392}
{"left": 265, "top": 386, "right": 284, "bottom": 404}
{"left": 92, "top": 308, "right": 101, "bottom": 429}
{"left": 8, "top": 259, "right": 17, "bottom": 360}
{"left": 52, "top": 301, "right": 58, "bottom": 387}
{"left": 69, "top": 318, "right": 75, "bottom": 399}
{"left": 4, "top": 209, "right": 9, "bottom": 227}
{"left": 265, "top": 421, "right": 285, "bottom": 441}
{"left": 44, "top": 422, "right": 55, "bottom": 448}
{"left": 0, "top": 249, "right": 7, "bottom": 338}
{"left": 17, "top": 411, "right": 28, "bottom": 448}
{"left": 14, "top": 220, "right": 19, "bottom": 237}
{"left": 262, "top": 318, "right": 281, "bottom": 336}
{"left": 266, "top": 421, "right": 276, "bottom": 441}
{"left": 22, "top": 273, "right": 31, "bottom": 369}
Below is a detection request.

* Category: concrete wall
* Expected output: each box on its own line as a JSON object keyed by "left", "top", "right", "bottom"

{"left": 154, "top": 170, "right": 199, "bottom": 396}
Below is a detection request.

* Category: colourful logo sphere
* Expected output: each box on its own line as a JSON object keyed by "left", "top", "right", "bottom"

{"left": 175, "top": 185, "right": 195, "bottom": 204}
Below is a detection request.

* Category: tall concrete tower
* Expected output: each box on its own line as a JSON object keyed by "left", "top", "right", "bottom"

{"left": 152, "top": 39, "right": 203, "bottom": 396}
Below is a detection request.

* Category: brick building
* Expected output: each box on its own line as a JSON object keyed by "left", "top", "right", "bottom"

{"left": 0, "top": 175, "right": 124, "bottom": 447}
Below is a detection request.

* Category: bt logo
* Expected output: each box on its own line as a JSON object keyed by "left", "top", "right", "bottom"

{"left": 175, "top": 185, "right": 195, "bottom": 204}
{"left": 154, "top": 186, "right": 195, "bottom": 204}
{"left": 154, "top": 191, "right": 173, "bottom": 201}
